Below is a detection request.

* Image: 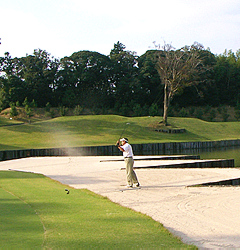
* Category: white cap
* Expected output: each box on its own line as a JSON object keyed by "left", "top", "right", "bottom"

{"left": 120, "top": 138, "right": 128, "bottom": 142}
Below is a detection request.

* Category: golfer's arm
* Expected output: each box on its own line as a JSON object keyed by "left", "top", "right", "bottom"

{"left": 118, "top": 146, "right": 125, "bottom": 152}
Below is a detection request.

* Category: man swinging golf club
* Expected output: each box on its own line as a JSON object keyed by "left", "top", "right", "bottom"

{"left": 116, "top": 138, "right": 140, "bottom": 188}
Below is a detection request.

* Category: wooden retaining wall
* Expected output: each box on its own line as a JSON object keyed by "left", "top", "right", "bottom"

{"left": 1, "top": 139, "right": 240, "bottom": 162}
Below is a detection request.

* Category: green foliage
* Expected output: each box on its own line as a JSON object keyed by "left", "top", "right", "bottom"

{"left": 208, "top": 108, "right": 216, "bottom": 121}
{"left": 45, "top": 109, "right": 55, "bottom": 118}
{"left": 234, "top": 103, "right": 240, "bottom": 121}
{"left": 221, "top": 107, "right": 230, "bottom": 122}
{"left": 23, "top": 97, "right": 29, "bottom": 107}
{"left": 10, "top": 103, "right": 18, "bottom": 117}
{"left": 30, "top": 99, "right": 37, "bottom": 108}
{"left": 0, "top": 171, "right": 194, "bottom": 249}
{"left": 189, "top": 106, "right": 196, "bottom": 116}
{"left": 25, "top": 104, "right": 32, "bottom": 117}
{"left": 179, "top": 107, "right": 188, "bottom": 117}
{"left": 1, "top": 43, "right": 240, "bottom": 115}
{"left": 235, "top": 110, "right": 240, "bottom": 121}
{"left": 204, "top": 105, "right": 211, "bottom": 114}
{"left": 0, "top": 88, "right": 7, "bottom": 111}
{"left": 73, "top": 105, "right": 83, "bottom": 116}
{"left": 194, "top": 108, "right": 203, "bottom": 119}
{"left": 45, "top": 102, "right": 51, "bottom": 112}
{"left": 132, "top": 103, "right": 142, "bottom": 117}
{"left": 119, "top": 103, "right": 129, "bottom": 116}
{"left": 149, "top": 103, "right": 159, "bottom": 116}
{"left": 59, "top": 106, "right": 68, "bottom": 116}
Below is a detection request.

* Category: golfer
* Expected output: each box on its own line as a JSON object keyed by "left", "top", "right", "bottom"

{"left": 116, "top": 138, "right": 140, "bottom": 188}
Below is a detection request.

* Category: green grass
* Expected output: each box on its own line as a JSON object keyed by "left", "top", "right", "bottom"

{"left": 0, "top": 116, "right": 23, "bottom": 127}
{"left": 0, "top": 115, "right": 240, "bottom": 150}
{"left": 0, "top": 170, "right": 195, "bottom": 249}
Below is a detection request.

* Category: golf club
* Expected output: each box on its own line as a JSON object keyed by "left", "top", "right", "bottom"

{"left": 115, "top": 123, "right": 130, "bottom": 146}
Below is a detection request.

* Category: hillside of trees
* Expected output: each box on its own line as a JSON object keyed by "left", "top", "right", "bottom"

{"left": 0, "top": 41, "right": 240, "bottom": 120}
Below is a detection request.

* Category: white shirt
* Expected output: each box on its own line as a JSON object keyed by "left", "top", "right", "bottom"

{"left": 121, "top": 143, "right": 133, "bottom": 158}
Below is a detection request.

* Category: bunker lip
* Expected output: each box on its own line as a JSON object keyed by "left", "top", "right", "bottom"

{"left": 189, "top": 177, "right": 240, "bottom": 186}
{"left": 100, "top": 155, "right": 200, "bottom": 162}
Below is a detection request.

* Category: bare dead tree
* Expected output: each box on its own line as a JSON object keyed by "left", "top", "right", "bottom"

{"left": 154, "top": 41, "right": 206, "bottom": 125}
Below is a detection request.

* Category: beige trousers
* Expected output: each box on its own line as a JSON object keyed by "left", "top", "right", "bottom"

{"left": 124, "top": 157, "right": 138, "bottom": 186}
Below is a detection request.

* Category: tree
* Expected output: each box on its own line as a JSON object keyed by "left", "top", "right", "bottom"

{"left": 213, "top": 50, "right": 240, "bottom": 106}
{"left": 137, "top": 50, "right": 163, "bottom": 108}
{"left": 20, "top": 49, "right": 59, "bottom": 107}
{"left": 56, "top": 51, "right": 114, "bottom": 108}
{"left": 153, "top": 42, "right": 209, "bottom": 125}
{"left": 109, "top": 41, "right": 139, "bottom": 110}
{"left": 0, "top": 52, "right": 26, "bottom": 107}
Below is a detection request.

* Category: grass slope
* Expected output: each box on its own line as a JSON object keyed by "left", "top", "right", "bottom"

{"left": 0, "top": 115, "right": 240, "bottom": 150}
{"left": 0, "top": 171, "right": 195, "bottom": 249}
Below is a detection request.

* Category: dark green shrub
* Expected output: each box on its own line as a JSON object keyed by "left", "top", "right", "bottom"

{"left": 133, "top": 104, "right": 142, "bottom": 117}
{"left": 59, "top": 106, "right": 68, "bottom": 116}
{"left": 194, "top": 108, "right": 203, "bottom": 119}
{"left": 73, "top": 105, "right": 83, "bottom": 116}
{"left": 149, "top": 103, "right": 158, "bottom": 116}
{"left": 179, "top": 107, "right": 188, "bottom": 117}
{"left": 208, "top": 109, "right": 216, "bottom": 121}
{"left": 25, "top": 105, "right": 32, "bottom": 118}
{"left": 10, "top": 104, "right": 18, "bottom": 117}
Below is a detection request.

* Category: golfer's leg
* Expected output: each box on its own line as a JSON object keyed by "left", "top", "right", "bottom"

{"left": 125, "top": 158, "right": 133, "bottom": 186}
{"left": 130, "top": 159, "right": 139, "bottom": 184}
{"left": 132, "top": 170, "right": 138, "bottom": 184}
{"left": 128, "top": 158, "right": 138, "bottom": 184}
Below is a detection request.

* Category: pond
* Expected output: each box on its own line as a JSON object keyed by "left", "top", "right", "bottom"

{"left": 167, "top": 146, "right": 240, "bottom": 167}
{"left": 198, "top": 147, "right": 240, "bottom": 167}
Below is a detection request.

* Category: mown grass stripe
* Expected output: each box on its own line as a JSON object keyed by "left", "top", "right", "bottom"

{"left": 0, "top": 170, "right": 196, "bottom": 249}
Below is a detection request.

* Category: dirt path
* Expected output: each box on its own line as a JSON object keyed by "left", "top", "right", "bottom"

{"left": 1, "top": 156, "right": 240, "bottom": 249}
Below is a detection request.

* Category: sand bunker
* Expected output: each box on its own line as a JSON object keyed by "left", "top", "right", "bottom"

{"left": 1, "top": 156, "right": 240, "bottom": 249}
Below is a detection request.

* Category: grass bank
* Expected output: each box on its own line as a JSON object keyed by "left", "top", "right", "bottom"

{"left": 0, "top": 170, "right": 195, "bottom": 249}
{"left": 0, "top": 115, "right": 240, "bottom": 150}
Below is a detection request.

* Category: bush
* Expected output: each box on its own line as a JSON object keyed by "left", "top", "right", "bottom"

{"left": 30, "top": 99, "right": 37, "bottom": 108}
{"left": 234, "top": 103, "right": 240, "bottom": 121}
{"left": 73, "top": 105, "right": 83, "bottom": 116}
{"left": 149, "top": 103, "right": 159, "bottom": 116}
{"left": 59, "top": 106, "right": 68, "bottom": 116}
{"left": 45, "top": 102, "right": 51, "bottom": 112}
{"left": 45, "top": 109, "right": 55, "bottom": 118}
{"left": 179, "top": 107, "right": 188, "bottom": 117}
{"left": 194, "top": 108, "right": 203, "bottom": 119}
{"left": 25, "top": 105, "right": 32, "bottom": 117}
{"left": 10, "top": 104, "right": 18, "bottom": 117}
{"left": 141, "top": 104, "right": 149, "bottom": 116}
{"left": 167, "top": 106, "right": 174, "bottom": 117}
{"left": 119, "top": 103, "right": 129, "bottom": 116}
{"left": 189, "top": 107, "right": 195, "bottom": 116}
{"left": 221, "top": 107, "right": 229, "bottom": 122}
{"left": 23, "top": 97, "right": 29, "bottom": 107}
{"left": 133, "top": 104, "right": 142, "bottom": 117}
{"left": 208, "top": 109, "right": 216, "bottom": 121}
{"left": 204, "top": 105, "right": 211, "bottom": 114}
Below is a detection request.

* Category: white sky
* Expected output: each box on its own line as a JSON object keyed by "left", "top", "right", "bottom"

{"left": 0, "top": 0, "right": 240, "bottom": 59}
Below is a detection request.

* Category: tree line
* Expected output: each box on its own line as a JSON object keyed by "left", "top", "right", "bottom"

{"left": 0, "top": 41, "right": 240, "bottom": 117}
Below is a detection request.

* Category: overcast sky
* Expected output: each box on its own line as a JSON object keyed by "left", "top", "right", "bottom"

{"left": 1, "top": 0, "right": 240, "bottom": 59}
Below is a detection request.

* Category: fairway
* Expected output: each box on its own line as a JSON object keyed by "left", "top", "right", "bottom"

{"left": 0, "top": 187, "right": 44, "bottom": 248}
{"left": 0, "top": 170, "right": 195, "bottom": 249}
{"left": 0, "top": 115, "right": 240, "bottom": 150}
